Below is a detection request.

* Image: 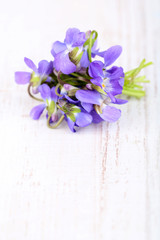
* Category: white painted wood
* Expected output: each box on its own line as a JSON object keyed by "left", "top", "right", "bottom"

{"left": 0, "top": 0, "right": 160, "bottom": 239}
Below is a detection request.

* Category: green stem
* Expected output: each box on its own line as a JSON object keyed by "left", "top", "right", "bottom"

{"left": 47, "top": 115, "right": 64, "bottom": 129}
{"left": 88, "top": 30, "right": 98, "bottom": 62}
{"left": 27, "top": 83, "right": 43, "bottom": 102}
{"left": 55, "top": 83, "right": 63, "bottom": 97}
{"left": 57, "top": 71, "right": 65, "bottom": 85}
{"left": 71, "top": 73, "right": 91, "bottom": 80}
{"left": 56, "top": 104, "right": 64, "bottom": 111}
{"left": 88, "top": 33, "right": 93, "bottom": 62}
{"left": 122, "top": 89, "right": 145, "bottom": 98}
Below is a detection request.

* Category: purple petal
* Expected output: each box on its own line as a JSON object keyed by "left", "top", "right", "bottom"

{"left": 106, "top": 66, "right": 124, "bottom": 80}
{"left": 86, "top": 83, "right": 93, "bottom": 90}
{"left": 80, "top": 50, "right": 90, "bottom": 68}
{"left": 91, "top": 40, "right": 98, "bottom": 57}
{"left": 45, "top": 61, "right": 53, "bottom": 75}
{"left": 64, "top": 95, "right": 79, "bottom": 104}
{"left": 88, "top": 61, "right": 104, "bottom": 78}
{"left": 64, "top": 28, "right": 80, "bottom": 45}
{"left": 24, "top": 57, "right": 37, "bottom": 72}
{"left": 51, "top": 113, "right": 59, "bottom": 123}
{"left": 104, "top": 45, "right": 122, "bottom": 67}
{"left": 90, "top": 77, "right": 103, "bottom": 88}
{"left": 38, "top": 84, "right": 51, "bottom": 100}
{"left": 107, "top": 94, "right": 126, "bottom": 104}
{"left": 15, "top": 71, "right": 31, "bottom": 84}
{"left": 91, "top": 110, "right": 103, "bottom": 124}
{"left": 112, "top": 98, "right": 128, "bottom": 104}
{"left": 65, "top": 115, "right": 76, "bottom": 132}
{"left": 119, "top": 77, "right": 124, "bottom": 87}
{"left": 45, "top": 76, "right": 53, "bottom": 83}
{"left": 38, "top": 60, "right": 51, "bottom": 75}
{"left": 50, "top": 86, "right": 58, "bottom": 102}
{"left": 110, "top": 80, "right": 123, "bottom": 95}
{"left": 107, "top": 92, "right": 116, "bottom": 102}
{"left": 51, "top": 41, "right": 67, "bottom": 57}
{"left": 46, "top": 112, "right": 59, "bottom": 123}
{"left": 81, "top": 102, "right": 93, "bottom": 112}
{"left": 92, "top": 49, "right": 106, "bottom": 58}
{"left": 76, "top": 112, "right": 92, "bottom": 127}
{"left": 100, "top": 105, "right": 121, "bottom": 122}
{"left": 72, "top": 32, "right": 86, "bottom": 47}
{"left": 104, "top": 79, "right": 123, "bottom": 96}
{"left": 54, "top": 51, "right": 76, "bottom": 74}
{"left": 30, "top": 104, "right": 46, "bottom": 120}
{"left": 76, "top": 90, "right": 102, "bottom": 105}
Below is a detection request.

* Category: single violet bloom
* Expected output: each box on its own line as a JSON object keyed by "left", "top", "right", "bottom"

{"left": 51, "top": 28, "right": 86, "bottom": 74}
{"left": 75, "top": 89, "right": 121, "bottom": 123}
{"left": 30, "top": 84, "right": 59, "bottom": 121}
{"left": 88, "top": 45, "right": 124, "bottom": 99}
{"left": 15, "top": 57, "right": 53, "bottom": 92}
{"left": 59, "top": 102, "right": 92, "bottom": 132}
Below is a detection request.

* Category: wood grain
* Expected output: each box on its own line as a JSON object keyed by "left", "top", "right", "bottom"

{"left": 0, "top": 0, "right": 160, "bottom": 239}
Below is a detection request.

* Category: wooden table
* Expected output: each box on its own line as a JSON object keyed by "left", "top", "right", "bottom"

{"left": 0, "top": 0, "right": 160, "bottom": 239}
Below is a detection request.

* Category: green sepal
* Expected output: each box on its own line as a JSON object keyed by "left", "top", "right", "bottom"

{"left": 61, "top": 103, "right": 81, "bottom": 121}
{"left": 74, "top": 51, "right": 83, "bottom": 65}
{"left": 30, "top": 72, "right": 40, "bottom": 87}
{"left": 71, "top": 107, "right": 81, "bottom": 114}
{"left": 46, "top": 100, "right": 55, "bottom": 115}
{"left": 69, "top": 47, "right": 79, "bottom": 59}
{"left": 67, "top": 112, "right": 76, "bottom": 122}
{"left": 69, "top": 47, "right": 84, "bottom": 65}
{"left": 61, "top": 103, "right": 74, "bottom": 113}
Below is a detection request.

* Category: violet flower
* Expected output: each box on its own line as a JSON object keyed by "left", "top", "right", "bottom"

{"left": 88, "top": 45, "right": 124, "bottom": 101}
{"left": 61, "top": 103, "right": 93, "bottom": 132}
{"left": 75, "top": 89, "right": 121, "bottom": 122}
{"left": 15, "top": 28, "right": 151, "bottom": 132}
{"left": 30, "top": 84, "right": 59, "bottom": 121}
{"left": 15, "top": 57, "right": 53, "bottom": 92}
{"left": 51, "top": 28, "right": 86, "bottom": 74}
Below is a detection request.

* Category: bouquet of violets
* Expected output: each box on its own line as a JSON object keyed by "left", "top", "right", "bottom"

{"left": 15, "top": 28, "right": 152, "bottom": 132}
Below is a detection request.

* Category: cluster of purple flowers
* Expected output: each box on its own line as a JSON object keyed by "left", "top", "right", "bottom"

{"left": 15, "top": 28, "right": 151, "bottom": 132}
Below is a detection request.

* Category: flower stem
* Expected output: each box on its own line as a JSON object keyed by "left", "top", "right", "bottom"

{"left": 27, "top": 83, "right": 43, "bottom": 102}
{"left": 57, "top": 71, "right": 65, "bottom": 85}
{"left": 87, "top": 30, "right": 98, "bottom": 62}
{"left": 122, "top": 89, "right": 145, "bottom": 98}
{"left": 55, "top": 83, "right": 63, "bottom": 97}
{"left": 47, "top": 115, "right": 64, "bottom": 129}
